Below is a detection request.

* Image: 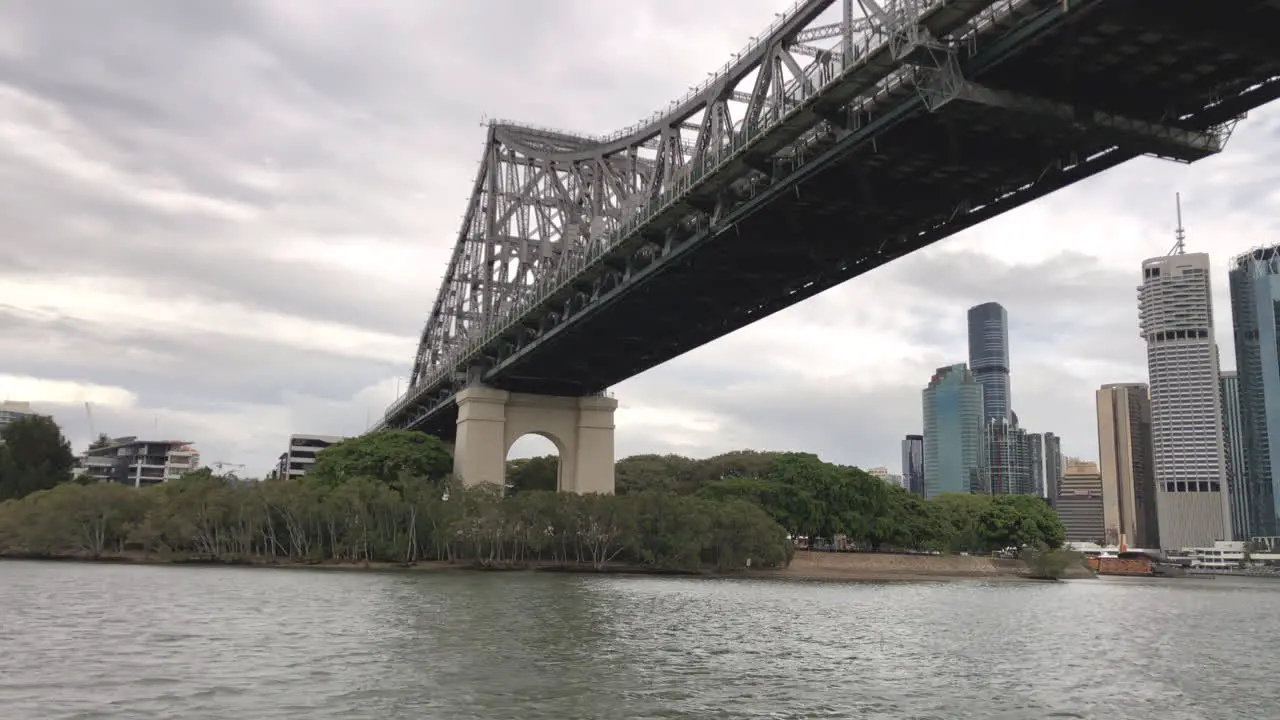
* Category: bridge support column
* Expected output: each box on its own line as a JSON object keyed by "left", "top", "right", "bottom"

{"left": 453, "top": 386, "right": 619, "bottom": 494}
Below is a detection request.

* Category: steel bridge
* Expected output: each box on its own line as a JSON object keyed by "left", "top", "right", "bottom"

{"left": 381, "top": 0, "right": 1280, "bottom": 439}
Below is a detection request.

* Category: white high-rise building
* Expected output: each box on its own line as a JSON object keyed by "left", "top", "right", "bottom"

{"left": 1138, "top": 248, "right": 1232, "bottom": 549}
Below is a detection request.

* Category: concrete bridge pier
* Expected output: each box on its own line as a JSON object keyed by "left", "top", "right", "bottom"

{"left": 452, "top": 386, "right": 618, "bottom": 494}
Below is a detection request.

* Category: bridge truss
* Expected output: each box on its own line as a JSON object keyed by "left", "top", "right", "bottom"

{"left": 411, "top": 0, "right": 956, "bottom": 387}
{"left": 383, "top": 0, "right": 1278, "bottom": 432}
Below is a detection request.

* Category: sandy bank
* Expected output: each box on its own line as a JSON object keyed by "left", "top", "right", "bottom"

{"left": 766, "top": 550, "right": 1042, "bottom": 583}
{"left": 2, "top": 549, "right": 1085, "bottom": 583}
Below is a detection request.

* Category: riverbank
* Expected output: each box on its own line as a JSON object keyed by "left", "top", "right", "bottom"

{"left": 1, "top": 549, "right": 1091, "bottom": 582}
{"left": 770, "top": 550, "right": 1071, "bottom": 582}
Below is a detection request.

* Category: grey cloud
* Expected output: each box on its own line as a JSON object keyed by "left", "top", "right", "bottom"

{"left": 0, "top": 185, "right": 429, "bottom": 336}
{"left": 884, "top": 248, "right": 1145, "bottom": 365}
{"left": 618, "top": 374, "right": 926, "bottom": 471}
{"left": 0, "top": 307, "right": 399, "bottom": 408}
{"left": 3, "top": 0, "right": 1279, "bottom": 479}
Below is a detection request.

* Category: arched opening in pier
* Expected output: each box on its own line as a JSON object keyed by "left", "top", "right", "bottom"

{"left": 505, "top": 433, "right": 561, "bottom": 495}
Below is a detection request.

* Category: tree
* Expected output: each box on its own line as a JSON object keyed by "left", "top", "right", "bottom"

{"left": 506, "top": 455, "right": 558, "bottom": 494}
{"left": 0, "top": 436, "right": 1074, "bottom": 569}
{"left": 308, "top": 430, "right": 453, "bottom": 492}
{"left": 615, "top": 454, "right": 694, "bottom": 495}
{"left": 88, "top": 434, "right": 112, "bottom": 450}
{"left": 0, "top": 415, "right": 76, "bottom": 501}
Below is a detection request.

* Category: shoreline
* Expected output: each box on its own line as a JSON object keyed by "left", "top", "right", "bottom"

{"left": 0, "top": 550, "right": 1073, "bottom": 583}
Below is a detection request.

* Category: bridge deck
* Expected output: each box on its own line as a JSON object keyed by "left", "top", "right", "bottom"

{"left": 393, "top": 0, "right": 1280, "bottom": 437}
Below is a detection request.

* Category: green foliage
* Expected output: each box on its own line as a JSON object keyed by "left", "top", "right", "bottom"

{"left": 308, "top": 430, "right": 452, "bottom": 491}
{"left": 615, "top": 454, "right": 697, "bottom": 495}
{"left": 560, "top": 449, "right": 1068, "bottom": 554}
{"left": 506, "top": 456, "right": 558, "bottom": 494}
{"left": 685, "top": 451, "right": 1065, "bottom": 554}
{"left": 0, "top": 433, "right": 1068, "bottom": 569}
{"left": 0, "top": 474, "right": 793, "bottom": 573}
{"left": 1024, "top": 548, "right": 1086, "bottom": 579}
{"left": 0, "top": 415, "right": 76, "bottom": 501}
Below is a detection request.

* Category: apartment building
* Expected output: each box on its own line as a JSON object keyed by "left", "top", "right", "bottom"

{"left": 0, "top": 400, "right": 35, "bottom": 434}
{"left": 78, "top": 437, "right": 201, "bottom": 487}
{"left": 866, "top": 466, "right": 907, "bottom": 490}
{"left": 275, "top": 434, "right": 345, "bottom": 480}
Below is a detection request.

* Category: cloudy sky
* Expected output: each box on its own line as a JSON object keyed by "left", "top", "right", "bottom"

{"left": 2, "top": 1, "right": 1279, "bottom": 477}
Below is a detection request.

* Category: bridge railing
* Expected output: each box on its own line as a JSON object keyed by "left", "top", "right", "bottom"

{"left": 386, "top": 0, "right": 1030, "bottom": 427}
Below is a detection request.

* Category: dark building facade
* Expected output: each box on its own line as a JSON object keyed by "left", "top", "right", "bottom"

{"left": 1044, "top": 432, "right": 1063, "bottom": 507}
{"left": 1220, "top": 372, "right": 1250, "bottom": 539}
{"left": 901, "top": 434, "right": 925, "bottom": 497}
{"left": 1027, "top": 432, "right": 1045, "bottom": 497}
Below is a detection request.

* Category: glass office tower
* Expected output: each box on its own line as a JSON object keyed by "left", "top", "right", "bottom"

{"left": 923, "top": 364, "right": 986, "bottom": 498}
{"left": 1228, "top": 246, "right": 1280, "bottom": 538}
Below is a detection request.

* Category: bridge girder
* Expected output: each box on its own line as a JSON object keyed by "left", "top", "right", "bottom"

{"left": 398, "top": 0, "right": 984, "bottom": 414}
{"left": 383, "top": 0, "right": 1272, "bottom": 433}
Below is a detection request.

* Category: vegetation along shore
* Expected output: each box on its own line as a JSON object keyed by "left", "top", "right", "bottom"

{"left": 0, "top": 416, "right": 1084, "bottom": 580}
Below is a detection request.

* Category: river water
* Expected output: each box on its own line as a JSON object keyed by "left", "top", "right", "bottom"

{"left": 0, "top": 561, "right": 1274, "bottom": 719}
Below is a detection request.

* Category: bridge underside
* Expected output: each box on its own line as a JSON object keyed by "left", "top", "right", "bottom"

{"left": 396, "top": 0, "right": 1280, "bottom": 438}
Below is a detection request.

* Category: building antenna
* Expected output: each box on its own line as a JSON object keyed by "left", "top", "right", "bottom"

{"left": 1169, "top": 192, "right": 1187, "bottom": 256}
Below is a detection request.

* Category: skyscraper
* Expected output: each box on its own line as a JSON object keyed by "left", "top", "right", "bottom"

{"left": 1058, "top": 459, "right": 1105, "bottom": 544}
{"left": 1139, "top": 247, "right": 1231, "bottom": 549}
{"left": 1219, "top": 371, "right": 1250, "bottom": 539}
{"left": 922, "top": 364, "right": 986, "bottom": 498}
{"left": 1228, "top": 246, "right": 1280, "bottom": 538}
{"left": 1044, "top": 432, "right": 1063, "bottom": 507}
{"left": 1096, "top": 383, "right": 1161, "bottom": 548}
{"left": 984, "top": 419, "right": 1035, "bottom": 495}
{"left": 1027, "top": 432, "right": 1045, "bottom": 497}
{"left": 967, "top": 302, "right": 1011, "bottom": 425}
{"left": 901, "top": 434, "right": 925, "bottom": 497}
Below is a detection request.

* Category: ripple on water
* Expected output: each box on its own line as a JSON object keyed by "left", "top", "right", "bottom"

{"left": 0, "top": 563, "right": 1276, "bottom": 719}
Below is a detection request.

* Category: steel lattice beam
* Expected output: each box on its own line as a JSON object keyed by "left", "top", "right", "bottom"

{"left": 405, "top": 0, "right": 961, "bottom": 395}
{"left": 384, "top": 0, "right": 1267, "bottom": 432}
{"left": 951, "top": 81, "right": 1228, "bottom": 162}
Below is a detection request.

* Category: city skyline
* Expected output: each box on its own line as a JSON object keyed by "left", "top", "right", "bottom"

{"left": 1, "top": 1, "right": 1279, "bottom": 478}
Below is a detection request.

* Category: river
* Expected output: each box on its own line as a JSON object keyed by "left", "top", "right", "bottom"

{"left": 0, "top": 561, "right": 1274, "bottom": 719}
